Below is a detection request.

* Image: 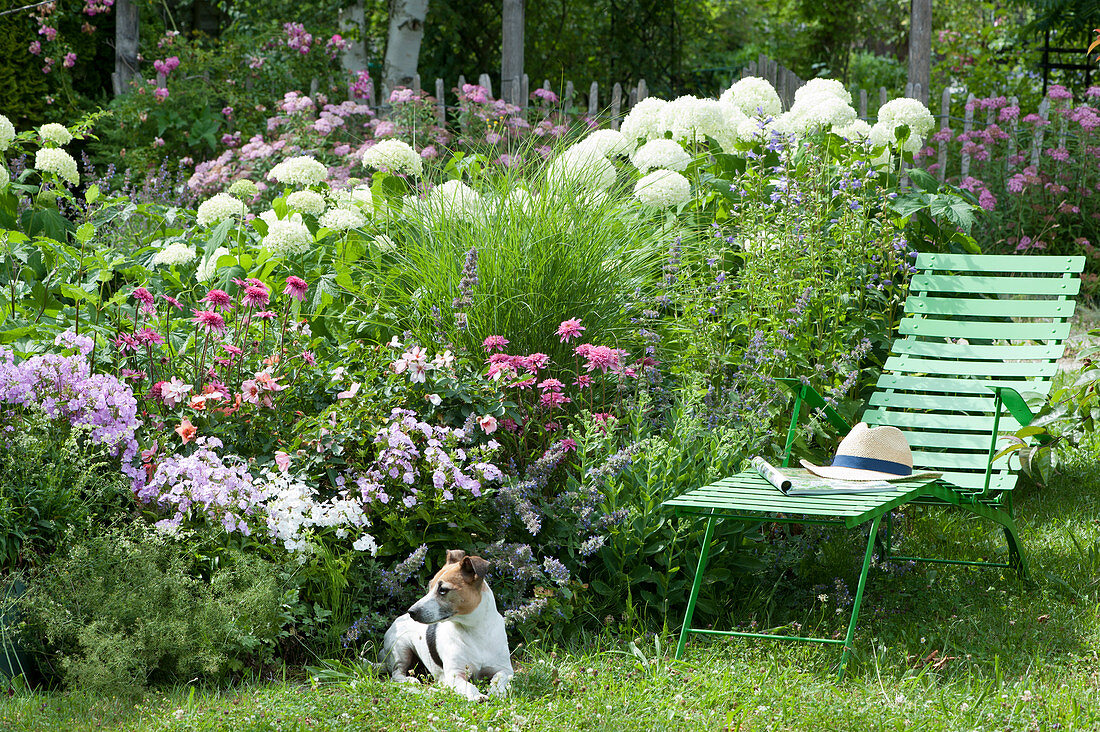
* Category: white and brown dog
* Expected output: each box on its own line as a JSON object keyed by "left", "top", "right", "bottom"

{"left": 382, "top": 549, "right": 514, "bottom": 700}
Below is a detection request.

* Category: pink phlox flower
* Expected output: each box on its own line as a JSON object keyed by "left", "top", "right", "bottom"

{"left": 153, "top": 87, "right": 169, "bottom": 102}
{"left": 1047, "top": 84, "right": 1073, "bottom": 101}
{"left": 557, "top": 318, "right": 586, "bottom": 343}
{"left": 203, "top": 289, "right": 234, "bottom": 310}
{"left": 998, "top": 106, "right": 1020, "bottom": 123}
{"left": 192, "top": 309, "right": 226, "bottom": 334}
{"left": 1022, "top": 113, "right": 1049, "bottom": 126}
{"left": 283, "top": 276, "right": 309, "bottom": 301}
{"left": 978, "top": 190, "right": 997, "bottom": 211}
{"left": 482, "top": 335, "right": 509, "bottom": 352}
{"left": 1045, "top": 147, "right": 1071, "bottom": 162}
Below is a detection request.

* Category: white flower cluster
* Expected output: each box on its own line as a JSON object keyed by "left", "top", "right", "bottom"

{"left": 260, "top": 210, "right": 313, "bottom": 256}
{"left": 632, "top": 139, "right": 692, "bottom": 174}
{"left": 781, "top": 84, "right": 857, "bottom": 136}
{"left": 227, "top": 179, "right": 260, "bottom": 200}
{"left": 286, "top": 189, "right": 327, "bottom": 216}
{"left": 319, "top": 206, "right": 366, "bottom": 231}
{"left": 869, "top": 98, "right": 936, "bottom": 154}
{"left": 660, "top": 95, "right": 730, "bottom": 145}
{"left": 362, "top": 139, "right": 423, "bottom": 176}
{"left": 38, "top": 123, "right": 73, "bottom": 147}
{"left": 633, "top": 169, "right": 691, "bottom": 209}
{"left": 0, "top": 114, "right": 15, "bottom": 152}
{"left": 575, "top": 129, "right": 632, "bottom": 158}
{"left": 330, "top": 184, "right": 373, "bottom": 211}
{"left": 0, "top": 165, "right": 8, "bottom": 188}
{"left": 619, "top": 97, "right": 668, "bottom": 146}
{"left": 196, "top": 192, "right": 247, "bottom": 227}
{"left": 268, "top": 155, "right": 328, "bottom": 187}
{"left": 426, "top": 179, "right": 483, "bottom": 223}
{"left": 260, "top": 468, "right": 376, "bottom": 555}
{"left": 547, "top": 145, "right": 617, "bottom": 192}
{"left": 720, "top": 76, "right": 783, "bottom": 117}
{"left": 34, "top": 147, "right": 79, "bottom": 185}
{"left": 197, "top": 246, "right": 231, "bottom": 282}
{"left": 151, "top": 242, "right": 197, "bottom": 267}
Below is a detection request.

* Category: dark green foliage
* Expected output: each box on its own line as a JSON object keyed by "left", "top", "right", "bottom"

{"left": 0, "top": 0, "right": 53, "bottom": 128}
{"left": 15, "top": 524, "right": 286, "bottom": 696}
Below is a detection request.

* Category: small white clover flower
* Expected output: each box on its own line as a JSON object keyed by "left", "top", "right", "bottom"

{"left": 619, "top": 97, "right": 669, "bottom": 145}
{"left": 631, "top": 139, "right": 692, "bottom": 174}
{"left": 286, "top": 189, "right": 326, "bottom": 216}
{"left": 319, "top": 206, "right": 366, "bottom": 231}
{"left": 261, "top": 211, "right": 313, "bottom": 256}
{"left": 227, "top": 179, "right": 259, "bottom": 200}
{"left": 268, "top": 155, "right": 328, "bottom": 187}
{"left": 547, "top": 146, "right": 616, "bottom": 191}
{"left": 0, "top": 114, "right": 14, "bottom": 152}
{"left": 196, "top": 246, "right": 231, "bottom": 282}
{"left": 34, "top": 147, "right": 79, "bottom": 185}
{"left": 196, "top": 192, "right": 247, "bottom": 227}
{"left": 575, "top": 129, "right": 633, "bottom": 158}
{"left": 720, "top": 77, "right": 782, "bottom": 117}
{"left": 38, "top": 122, "right": 73, "bottom": 147}
{"left": 362, "top": 139, "right": 423, "bottom": 176}
{"left": 633, "top": 169, "right": 691, "bottom": 209}
{"left": 151, "top": 242, "right": 197, "bottom": 267}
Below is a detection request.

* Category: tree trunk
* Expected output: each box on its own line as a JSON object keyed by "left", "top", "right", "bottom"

{"left": 501, "top": 0, "right": 525, "bottom": 105}
{"left": 340, "top": 1, "right": 370, "bottom": 77}
{"left": 907, "top": 0, "right": 931, "bottom": 105}
{"left": 382, "top": 0, "right": 430, "bottom": 95}
{"left": 113, "top": 0, "right": 140, "bottom": 96}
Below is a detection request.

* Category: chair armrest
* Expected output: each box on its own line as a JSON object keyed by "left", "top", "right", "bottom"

{"left": 776, "top": 378, "right": 852, "bottom": 434}
{"left": 985, "top": 386, "right": 1036, "bottom": 427}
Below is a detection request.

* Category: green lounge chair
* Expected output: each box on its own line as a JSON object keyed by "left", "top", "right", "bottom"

{"left": 664, "top": 253, "right": 1084, "bottom": 679}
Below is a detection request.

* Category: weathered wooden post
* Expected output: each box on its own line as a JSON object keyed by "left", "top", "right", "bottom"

{"left": 907, "top": 0, "right": 931, "bottom": 105}
{"left": 112, "top": 0, "right": 140, "bottom": 95}
{"left": 501, "top": 0, "right": 525, "bottom": 106}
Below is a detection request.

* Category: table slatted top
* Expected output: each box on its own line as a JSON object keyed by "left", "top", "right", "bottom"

{"left": 662, "top": 470, "right": 942, "bottom": 529}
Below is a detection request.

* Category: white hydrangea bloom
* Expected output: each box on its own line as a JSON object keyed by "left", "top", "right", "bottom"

{"left": 660, "top": 96, "right": 731, "bottom": 144}
{"left": 720, "top": 77, "right": 782, "bottom": 117}
{"left": 876, "top": 97, "right": 936, "bottom": 139}
{"left": 500, "top": 187, "right": 535, "bottom": 215}
{"left": 782, "top": 95, "right": 857, "bottom": 134}
{"left": 794, "top": 78, "right": 852, "bottom": 106}
{"left": 427, "top": 179, "right": 483, "bottom": 223}
{"left": 869, "top": 120, "right": 925, "bottom": 154}
{"left": 0, "top": 165, "right": 8, "bottom": 188}
{"left": 632, "top": 139, "right": 692, "bottom": 174}
{"left": 319, "top": 206, "right": 366, "bottom": 231}
{"left": 373, "top": 234, "right": 396, "bottom": 252}
{"left": 227, "top": 179, "right": 259, "bottom": 200}
{"left": 619, "top": 97, "right": 669, "bottom": 145}
{"left": 196, "top": 246, "right": 231, "bottom": 282}
{"left": 151, "top": 242, "right": 197, "bottom": 267}
{"left": 575, "top": 129, "right": 633, "bottom": 157}
{"left": 833, "top": 119, "right": 873, "bottom": 141}
{"left": 286, "top": 190, "right": 326, "bottom": 216}
{"left": 0, "top": 115, "right": 14, "bottom": 152}
{"left": 547, "top": 145, "right": 617, "bottom": 191}
{"left": 401, "top": 194, "right": 428, "bottom": 221}
{"left": 268, "top": 155, "right": 328, "bottom": 187}
{"left": 34, "top": 148, "right": 79, "bottom": 185}
{"left": 362, "top": 139, "right": 423, "bottom": 176}
{"left": 736, "top": 116, "right": 777, "bottom": 144}
{"left": 260, "top": 210, "right": 313, "bottom": 256}
{"left": 331, "top": 184, "right": 373, "bottom": 212}
{"left": 633, "top": 169, "right": 692, "bottom": 208}
{"left": 38, "top": 122, "right": 73, "bottom": 147}
{"left": 196, "top": 192, "right": 247, "bottom": 227}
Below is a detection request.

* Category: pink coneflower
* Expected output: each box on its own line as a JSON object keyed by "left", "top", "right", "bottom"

{"left": 192, "top": 309, "right": 226, "bottom": 334}
{"left": 574, "top": 375, "right": 593, "bottom": 389}
{"left": 253, "top": 310, "right": 278, "bottom": 320}
{"left": 222, "top": 344, "right": 243, "bottom": 356}
{"left": 161, "top": 294, "right": 182, "bottom": 310}
{"left": 515, "top": 376, "right": 537, "bottom": 389}
{"left": 538, "top": 378, "right": 565, "bottom": 392}
{"left": 482, "top": 335, "right": 509, "bottom": 352}
{"left": 115, "top": 333, "right": 139, "bottom": 352}
{"left": 120, "top": 368, "right": 146, "bottom": 381}
{"left": 203, "top": 289, "right": 233, "bottom": 310}
{"left": 526, "top": 353, "right": 550, "bottom": 370}
{"left": 242, "top": 284, "right": 270, "bottom": 308}
{"left": 581, "top": 345, "right": 619, "bottom": 373}
{"left": 283, "top": 276, "right": 309, "bottom": 301}
{"left": 558, "top": 438, "right": 578, "bottom": 452}
{"left": 539, "top": 391, "right": 571, "bottom": 409}
{"left": 132, "top": 287, "right": 155, "bottom": 306}
{"left": 135, "top": 328, "right": 164, "bottom": 345}
{"left": 557, "top": 317, "right": 586, "bottom": 343}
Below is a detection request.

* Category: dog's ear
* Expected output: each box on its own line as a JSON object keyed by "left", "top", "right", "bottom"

{"left": 446, "top": 549, "right": 467, "bottom": 565}
{"left": 460, "top": 555, "right": 490, "bottom": 583}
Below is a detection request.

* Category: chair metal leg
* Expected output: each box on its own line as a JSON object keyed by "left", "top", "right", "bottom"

{"left": 675, "top": 514, "right": 717, "bottom": 660}
{"left": 838, "top": 515, "right": 882, "bottom": 682}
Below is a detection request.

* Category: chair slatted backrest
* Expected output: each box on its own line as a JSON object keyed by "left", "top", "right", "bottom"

{"left": 861, "top": 253, "right": 1084, "bottom": 494}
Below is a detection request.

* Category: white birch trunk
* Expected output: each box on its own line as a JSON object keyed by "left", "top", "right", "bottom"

{"left": 383, "top": 0, "right": 430, "bottom": 93}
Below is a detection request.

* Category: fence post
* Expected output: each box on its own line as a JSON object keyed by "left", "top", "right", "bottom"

{"left": 413, "top": 74, "right": 421, "bottom": 93}
{"left": 521, "top": 73, "right": 529, "bottom": 111}
{"left": 611, "top": 82, "right": 623, "bottom": 130}
{"left": 457, "top": 75, "right": 467, "bottom": 92}
{"left": 435, "top": 78, "right": 446, "bottom": 125}
{"left": 588, "top": 81, "right": 599, "bottom": 117}
{"left": 564, "top": 80, "right": 575, "bottom": 111}
{"left": 936, "top": 88, "right": 951, "bottom": 182}
{"left": 960, "top": 93, "right": 975, "bottom": 179}
{"left": 637, "top": 78, "right": 648, "bottom": 102}
{"left": 878, "top": 87, "right": 888, "bottom": 115}
{"left": 479, "top": 73, "right": 493, "bottom": 98}
{"left": 859, "top": 89, "right": 868, "bottom": 119}
{"left": 1006, "top": 95, "right": 1019, "bottom": 176}
{"left": 628, "top": 85, "right": 637, "bottom": 109}
{"left": 1030, "top": 97, "right": 1050, "bottom": 168}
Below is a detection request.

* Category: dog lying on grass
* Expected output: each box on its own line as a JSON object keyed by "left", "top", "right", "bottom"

{"left": 383, "top": 549, "right": 514, "bottom": 700}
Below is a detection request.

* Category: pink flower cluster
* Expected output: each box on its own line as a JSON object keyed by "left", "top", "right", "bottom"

{"left": 284, "top": 22, "right": 313, "bottom": 54}
{"left": 153, "top": 56, "right": 180, "bottom": 77}
{"left": 83, "top": 0, "right": 114, "bottom": 15}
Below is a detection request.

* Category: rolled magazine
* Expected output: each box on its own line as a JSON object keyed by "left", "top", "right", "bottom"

{"left": 751, "top": 456, "right": 792, "bottom": 493}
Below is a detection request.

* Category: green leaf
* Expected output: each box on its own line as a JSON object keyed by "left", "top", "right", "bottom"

{"left": 84, "top": 185, "right": 100, "bottom": 205}
{"left": 75, "top": 222, "right": 95, "bottom": 244}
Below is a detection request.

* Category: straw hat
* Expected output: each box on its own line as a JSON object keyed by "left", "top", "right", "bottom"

{"left": 800, "top": 423, "right": 936, "bottom": 482}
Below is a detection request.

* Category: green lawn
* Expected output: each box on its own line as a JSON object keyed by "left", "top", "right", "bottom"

{"left": 5, "top": 432, "right": 1100, "bottom": 731}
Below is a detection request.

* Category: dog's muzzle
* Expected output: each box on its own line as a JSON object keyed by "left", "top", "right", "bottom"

{"left": 408, "top": 598, "right": 454, "bottom": 625}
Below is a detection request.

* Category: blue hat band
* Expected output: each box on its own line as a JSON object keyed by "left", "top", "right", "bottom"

{"left": 830, "top": 454, "right": 912, "bottom": 476}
